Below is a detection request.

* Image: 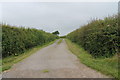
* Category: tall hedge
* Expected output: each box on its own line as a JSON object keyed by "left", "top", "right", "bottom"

{"left": 67, "top": 15, "right": 119, "bottom": 58}
{"left": 2, "top": 24, "right": 58, "bottom": 58}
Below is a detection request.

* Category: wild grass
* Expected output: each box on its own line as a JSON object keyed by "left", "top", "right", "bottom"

{"left": 66, "top": 39, "right": 118, "bottom": 79}
{"left": 57, "top": 39, "right": 63, "bottom": 44}
{"left": 1, "top": 40, "right": 57, "bottom": 72}
{"left": 42, "top": 69, "right": 49, "bottom": 73}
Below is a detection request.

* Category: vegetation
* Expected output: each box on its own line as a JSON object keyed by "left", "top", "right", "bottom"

{"left": 66, "top": 39, "right": 118, "bottom": 79}
{"left": 60, "top": 36, "right": 66, "bottom": 38}
{"left": 66, "top": 15, "right": 119, "bottom": 79}
{"left": 2, "top": 39, "right": 57, "bottom": 72}
{"left": 2, "top": 24, "right": 58, "bottom": 58}
{"left": 42, "top": 69, "right": 49, "bottom": 73}
{"left": 57, "top": 39, "right": 63, "bottom": 44}
{"left": 52, "top": 31, "right": 60, "bottom": 35}
{"left": 0, "top": 24, "right": 1, "bottom": 59}
{"left": 67, "top": 15, "right": 119, "bottom": 58}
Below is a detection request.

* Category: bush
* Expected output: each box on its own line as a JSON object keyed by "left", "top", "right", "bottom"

{"left": 2, "top": 24, "right": 58, "bottom": 58}
{"left": 67, "top": 15, "right": 119, "bottom": 58}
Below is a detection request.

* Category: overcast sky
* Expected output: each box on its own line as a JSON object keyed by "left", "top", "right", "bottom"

{"left": 1, "top": 2, "right": 118, "bottom": 36}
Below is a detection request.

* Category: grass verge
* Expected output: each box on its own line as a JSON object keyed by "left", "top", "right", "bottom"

{"left": 1, "top": 39, "right": 57, "bottom": 72}
{"left": 65, "top": 39, "right": 118, "bottom": 79}
{"left": 57, "top": 39, "right": 63, "bottom": 44}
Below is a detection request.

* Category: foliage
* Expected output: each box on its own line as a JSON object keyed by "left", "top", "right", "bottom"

{"left": 52, "top": 31, "right": 60, "bottom": 35}
{"left": 2, "top": 24, "right": 58, "bottom": 58}
{"left": 60, "top": 36, "right": 66, "bottom": 38}
{"left": 66, "top": 39, "right": 118, "bottom": 79}
{"left": 67, "top": 15, "right": 119, "bottom": 58}
{"left": 2, "top": 40, "right": 56, "bottom": 72}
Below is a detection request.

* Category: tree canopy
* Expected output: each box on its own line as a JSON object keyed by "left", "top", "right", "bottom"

{"left": 52, "top": 31, "right": 60, "bottom": 35}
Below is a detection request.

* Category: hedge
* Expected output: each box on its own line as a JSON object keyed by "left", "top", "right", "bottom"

{"left": 2, "top": 24, "right": 58, "bottom": 58}
{"left": 67, "top": 15, "right": 119, "bottom": 58}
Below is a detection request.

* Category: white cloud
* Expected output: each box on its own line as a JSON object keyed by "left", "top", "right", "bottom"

{"left": 1, "top": 2, "right": 118, "bottom": 36}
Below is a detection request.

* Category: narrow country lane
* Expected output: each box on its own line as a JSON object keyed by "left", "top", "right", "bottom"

{"left": 2, "top": 39, "right": 109, "bottom": 78}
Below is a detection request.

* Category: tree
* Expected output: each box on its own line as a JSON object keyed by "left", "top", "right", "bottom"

{"left": 52, "top": 31, "right": 59, "bottom": 35}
